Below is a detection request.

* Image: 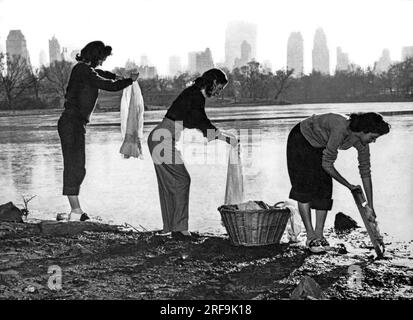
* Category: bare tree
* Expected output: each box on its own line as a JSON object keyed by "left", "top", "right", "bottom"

{"left": 0, "top": 53, "right": 33, "bottom": 110}
{"left": 273, "top": 69, "right": 294, "bottom": 101}
{"left": 29, "top": 68, "right": 46, "bottom": 101}
{"left": 42, "top": 60, "right": 73, "bottom": 98}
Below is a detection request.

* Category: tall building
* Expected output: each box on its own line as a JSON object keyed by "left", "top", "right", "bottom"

{"left": 195, "top": 48, "right": 214, "bottom": 74}
{"left": 169, "top": 55, "right": 182, "bottom": 77}
{"left": 374, "top": 49, "right": 391, "bottom": 74}
{"left": 402, "top": 46, "right": 413, "bottom": 61}
{"left": 234, "top": 40, "right": 252, "bottom": 69}
{"left": 336, "top": 47, "right": 350, "bottom": 71}
{"left": 6, "top": 30, "right": 31, "bottom": 65}
{"left": 312, "top": 28, "right": 330, "bottom": 74}
{"left": 138, "top": 65, "right": 157, "bottom": 79}
{"left": 39, "top": 50, "right": 48, "bottom": 67}
{"left": 187, "top": 51, "right": 198, "bottom": 74}
{"left": 287, "top": 32, "right": 304, "bottom": 77}
{"left": 125, "top": 59, "right": 138, "bottom": 71}
{"left": 140, "top": 55, "right": 149, "bottom": 66}
{"left": 49, "top": 36, "right": 61, "bottom": 64}
{"left": 61, "top": 47, "right": 71, "bottom": 61}
{"left": 225, "top": 21, "right": 257, "bottom": 70}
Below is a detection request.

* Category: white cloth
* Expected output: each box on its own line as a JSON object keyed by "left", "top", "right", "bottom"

{"left": 237, "top": 201, "right": 262, "bottom": 211}
{"left": 279, "top": 200, "right": 302, "bottom": 243}
{"left": 120, "top": 81, "right": 145, "bottom": 159}
{"left": 224, "top": 144, "right": 244, "bottom": 205}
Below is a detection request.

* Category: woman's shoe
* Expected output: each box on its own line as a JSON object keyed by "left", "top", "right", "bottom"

{"left": 80, "top": 213, "right": 90, "bottom": 221}
{"left": 306, "top": 238, "right": 326, "bottom": 254}
{"left": 319, "top": 237, "right": 333, "bottom": 251}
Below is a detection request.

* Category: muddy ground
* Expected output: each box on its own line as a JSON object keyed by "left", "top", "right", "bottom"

{"left": 0, "top": 221, "right": 412, "bottom": 300}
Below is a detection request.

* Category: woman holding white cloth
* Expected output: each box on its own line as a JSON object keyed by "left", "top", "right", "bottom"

{"left": 148, "top": 68, "right": 238, "bottom": 240}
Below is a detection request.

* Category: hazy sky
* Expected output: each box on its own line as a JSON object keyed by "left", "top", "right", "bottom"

{"left": 0, "top": 0, "right": 412, "bottom": 75}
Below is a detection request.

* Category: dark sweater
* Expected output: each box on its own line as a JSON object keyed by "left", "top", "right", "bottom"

{"left": 63, "top": 62, "right": 133, "bottom": 123}
{"left": 165, "top": 85, "right": 217, "bottom": 139}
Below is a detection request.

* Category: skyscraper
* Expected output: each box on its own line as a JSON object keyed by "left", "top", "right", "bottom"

{"left": 312, "top": 28, "right": 330, "bottom": 74}
{"left": 336, "top": 47, "right": 349, "bottom": 72}
{"left": 169, "top": 55, "right": 182, "bottom": 77}
{"left": 61, "top": 47, "right": 70, "bottom": 61}
{"left": 225, "top": 21, "right": 257, "bottom": 70}
{"left": 187, "top": 52, "right": 198, "bottom": 74}
{"left": 287, "top": 32, "right": 304, "bottom": 77}
{"left": 402, "top": 46, "right": 413, "bottom": 60}
{"left": 234, "top": 40, "right": 252, "bottom": 69}
{"left": 49, "top": 36, "right": 61, "bottom": 64}
{"left": 6, "top": 30, "right": 31, "bottom": 65}
{"left": 195, "top": 48, "right": 214, "bottom": 74}
{"left": 374, "top": 49, "right": 391, "bottom": 74}
{"left": 140, "top": 55, "right": 149, "bottom": 66}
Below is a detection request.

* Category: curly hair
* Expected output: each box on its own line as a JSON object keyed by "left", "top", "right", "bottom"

{"left": 194, "top": 68, "right": 228, "bottom": 97}
{"left": 349, "top": 112, "right": 390, "bottom": 135}
{"left": 75, "top": 41, "right": 112, "bottom": 68}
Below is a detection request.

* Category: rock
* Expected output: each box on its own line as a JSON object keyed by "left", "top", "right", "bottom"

{"left": 336, "top": 243, "right": 348, "bottom": 254}
{"left": 0, "top": 202, "right": 23, "bottom": 223}
{"left": 334, "top": 212, "right": 359, "bottom": 232}
{"left": 290, "top": 276, "right": 325, "bottom": 300}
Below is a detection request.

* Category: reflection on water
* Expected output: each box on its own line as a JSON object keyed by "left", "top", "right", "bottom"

{"left": 1, "top": 103, "right": 413, "bottom": 241}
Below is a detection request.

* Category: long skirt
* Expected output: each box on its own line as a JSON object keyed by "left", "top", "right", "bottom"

{"left": 286, "top": 123, "right": 333, "bottom": 210}
{"left": 147, "top": 118, "right": 190, "bottom": 232}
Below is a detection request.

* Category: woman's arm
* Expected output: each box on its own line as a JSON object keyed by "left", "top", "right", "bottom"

{"left": 322, "top": 165, "right": 357, "bottom": 190}
{"left": 94, "top": 69, "right": 117, "bottom": 80}
{"left": 362, "top": 176, "right": 373, "bottom": 210}
{"left": 321, "top": 127, "right": 358, "bottom": 190}
{"left": 357, "top": 144, "right": 373, "bottom": 210}
{"left": 86, "top": 67, "right": 133, "bottom": 91}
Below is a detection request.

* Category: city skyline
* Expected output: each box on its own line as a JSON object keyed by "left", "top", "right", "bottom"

{"left": 1, "top": 0, "right": 413, "bottom": 75}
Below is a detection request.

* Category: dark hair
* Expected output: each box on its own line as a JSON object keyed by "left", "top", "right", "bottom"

{"left": 349, "top": 112, "right": 390, "bottom": 135}
{"left": 76, "top": 41, "right": 112, "bottom": 68}
{"left": 194, "top": 68, "right": 228, "bottom": 97}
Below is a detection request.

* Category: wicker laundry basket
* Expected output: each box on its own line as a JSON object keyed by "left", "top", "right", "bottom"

{"left": 218, "top": 201, "right": 291, "bottom": 246}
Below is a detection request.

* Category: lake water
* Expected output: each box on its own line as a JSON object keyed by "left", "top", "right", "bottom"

{"left": 1, "top": 102, "right": 413, "bottom": 241}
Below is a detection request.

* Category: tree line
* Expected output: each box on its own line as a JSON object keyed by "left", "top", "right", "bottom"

{"left": 0, "top": 52, "right": 412, "bottom": 111}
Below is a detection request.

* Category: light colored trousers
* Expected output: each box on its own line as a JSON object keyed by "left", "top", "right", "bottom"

{"left": 147, "top": 118, "right": 190, "bottom": 232}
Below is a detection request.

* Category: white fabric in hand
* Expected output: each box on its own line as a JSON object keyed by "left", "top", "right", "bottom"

{"left": 120, "top": 81, "right": 145, "bottom": 159}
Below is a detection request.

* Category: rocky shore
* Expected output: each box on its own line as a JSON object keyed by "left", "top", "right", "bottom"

{"left": 0, "top": 220, "right": 412, "bottom": 300}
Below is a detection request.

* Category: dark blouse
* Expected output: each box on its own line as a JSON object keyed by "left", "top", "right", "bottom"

{"left": 63, "top": 62, "right": 132, "bottom": 123}
{"left": 165, "top": 85, "right": 217, "bottom": 138}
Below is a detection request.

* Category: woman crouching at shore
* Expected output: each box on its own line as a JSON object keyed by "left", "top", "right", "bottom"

{"left": 286, "top": 112, "right": 390, "bottom": 253}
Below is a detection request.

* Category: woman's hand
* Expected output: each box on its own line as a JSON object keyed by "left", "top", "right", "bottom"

{"left": 223, "top": 131, "right": 239, "bottom": 147}
{"left": 218, "top": 130, "right": 239, "bottom": 147}
{"left": 347, "top": 184, "right": 362, "bottom": 192}
{"left": 130, "top": 72, "right": 139, "bottom": 81}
